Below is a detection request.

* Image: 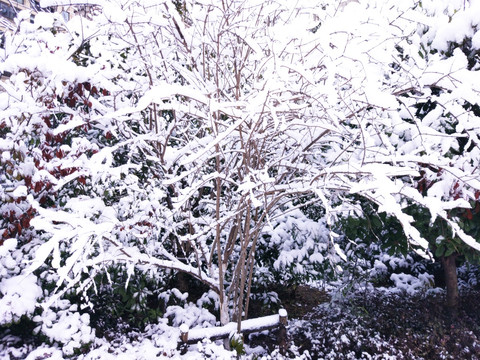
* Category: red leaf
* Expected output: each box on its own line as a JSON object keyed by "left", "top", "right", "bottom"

{"left": 77, "top": 83, "right": 84, "bottom": 96}
{"left": 466, "top": 209, "right": 473, "bottom": 220}
{"left": 21, "top": 216, "right": 30, "bottom": 229}
{"left": 34, "top": 182, "right": 43, "bottom": 193}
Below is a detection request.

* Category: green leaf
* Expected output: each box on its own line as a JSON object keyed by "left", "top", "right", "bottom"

{"left": 444, "top": 247, "right": 455, "bottom": 258}
{"left": 435, "top": 245, "right": 445, "bottom": 257}
{"left": 371, "top": 216, "right": 382, "bottom": 229}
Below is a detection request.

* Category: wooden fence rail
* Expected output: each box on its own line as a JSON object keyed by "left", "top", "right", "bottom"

{"left": 178, "top": 309, "right": 288, "bottom": 354}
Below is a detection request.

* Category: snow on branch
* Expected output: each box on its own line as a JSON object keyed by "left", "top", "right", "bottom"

{"left": 39, "top": 0, "right": 102, "bottom": 6}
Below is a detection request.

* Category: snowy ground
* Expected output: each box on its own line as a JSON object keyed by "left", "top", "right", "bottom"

{"left": 2, "top": 279, "right": 480, "bottom": 359}
{"left": 285, "top": 289, "right": 480, "bottom": 359}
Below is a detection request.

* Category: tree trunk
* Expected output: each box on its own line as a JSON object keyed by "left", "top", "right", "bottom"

{"left": 442, "top": 254, "right": 459, "bottom": 316}
{"left": 220, "top": 300, "right": 231, "bottom": 349}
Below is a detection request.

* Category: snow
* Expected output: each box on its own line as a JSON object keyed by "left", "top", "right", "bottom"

{"left": 12, "top": 185, "right": 27, "bottom": 198}
{"left": 165, "top": 303, "right": 216, "bottom": 329}
{"left": 0, "top": 239, "right": 17, "bottom": 256}
{"left": 25, "top": 347, "right": 64, "bottom": 360}
{"left": 2, "top": 0, "right": 480, "bottom": 358}
{"left": 428, "top": 1, "right": 480, "bottom": 51}
{"left": 185, "top": 313, "right": 284, "bottom": 343}
{"left": 40, "top": 0, "right": 102, "bottom": 6}
{"left": 390, "top": 273, "right": 434, "bottom": 295}
{"left": 34, "top": 12, "right": 56, "bottom": 29}
{"left": 373, "top": 259, "right": 388, "bottom": 275}
{"left": 34, "top": 308, "right": 95, "bottom": 356}
{"left": 0, "top": 274, "right": 42, "bottom": 325}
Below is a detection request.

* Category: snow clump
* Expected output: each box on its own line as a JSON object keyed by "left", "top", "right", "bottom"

{"left": 0, "top": 273, "right": 42, "bottom": 325}
{"left": 33, "top": 302, "right": 95, "bottom": 356}
{"left": 390, "top": 273, "right": 435, "bottom": 295}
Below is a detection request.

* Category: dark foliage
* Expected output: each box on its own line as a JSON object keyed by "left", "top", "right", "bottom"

{"left": 285, "top": 290, "right": 480, "bottom": 359}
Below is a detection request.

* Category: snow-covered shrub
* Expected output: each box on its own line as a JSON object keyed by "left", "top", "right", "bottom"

{"left": 457, "top": 263, "right": 480, "bottom": 290}
{"left": 33, "top": 303, "right": 95, "bottom": 356}
{"left": 196, "top": 289, "right": 221, "bottom": 314}
{"left": 24, "top": 346, "right": 64, "bottom": 360}
{"left": 255, "top": 206, "right": 333, "bottom": 288}
{"left": 164, "top": 303, "right": 216, "bottom": 329}
{"left": 0, "top": 273, "right": 42, "bottom": 325}
{"left": 0, "top": 238, "right": 20, "bottom": 279}
{"left": 85, "top": 265, "right": 172, "bottom": 332}
{"left": 389, "top": 273, "right": 435, "bottom": 296}
{"left": 334, "top": 201, "right": 436, "bottom": 294}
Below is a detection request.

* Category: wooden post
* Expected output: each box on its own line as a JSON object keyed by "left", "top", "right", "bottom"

{"left": 180, "top": 324, "right": 189, "bottom": 342}
{"left": 278, "top": 309, "right": 288, "bottom": 355}
{"left": 179, "top": 324, "right": 189, "bottom": 355}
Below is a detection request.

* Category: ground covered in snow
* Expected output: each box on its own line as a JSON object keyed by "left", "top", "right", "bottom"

{"left": 2, "top": 285, "right": 480, "bottom": 359}
{"left": 284, "top": 289, "right": 480, "bottom": 359}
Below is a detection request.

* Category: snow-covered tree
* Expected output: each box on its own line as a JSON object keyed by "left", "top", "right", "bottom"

{"left": 396, "top": 0, "right": 480, "bottom": 311}
{"left": 1, "top": 1, "right": 480, "bottom": 347}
